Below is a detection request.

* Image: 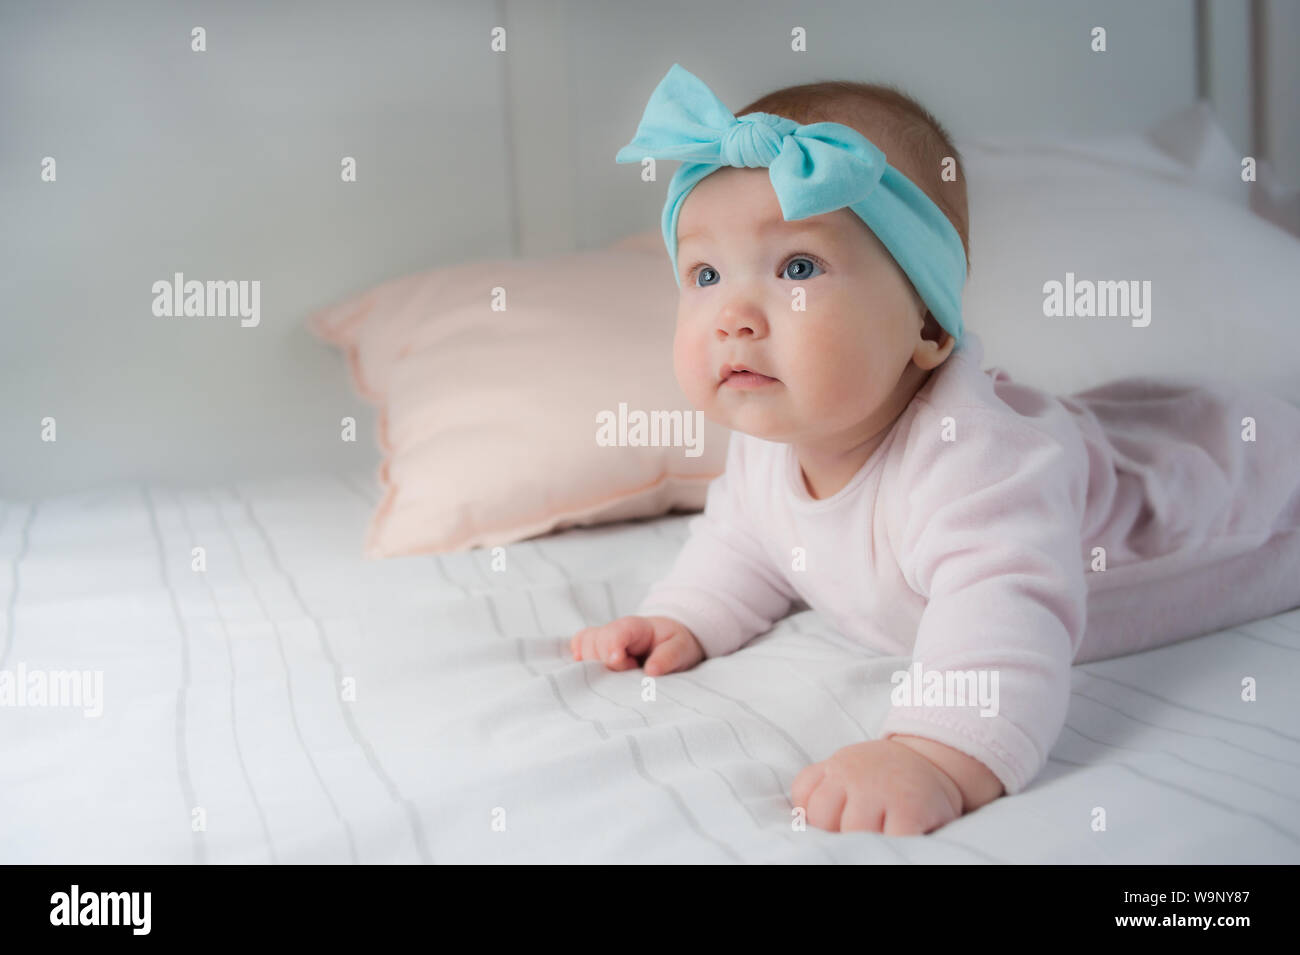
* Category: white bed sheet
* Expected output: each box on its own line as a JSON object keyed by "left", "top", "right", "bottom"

{"left": 1, "top": 471, "right": 1298, "bottom": 864}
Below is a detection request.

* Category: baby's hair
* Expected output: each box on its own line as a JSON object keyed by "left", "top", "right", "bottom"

{"left": 735, "top": 81, "right": 972, "bottom": 274}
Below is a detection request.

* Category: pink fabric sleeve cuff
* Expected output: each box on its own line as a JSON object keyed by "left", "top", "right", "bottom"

{"left": 878, "top": 706, "right": 1040, "bottom": 796}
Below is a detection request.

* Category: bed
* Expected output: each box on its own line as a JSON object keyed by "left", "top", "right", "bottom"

{"left": 3, "top": 472, "right": 1297, "bottom": 863}
{"left": 4, "top": 0, "right": 1299, "bottom": 867}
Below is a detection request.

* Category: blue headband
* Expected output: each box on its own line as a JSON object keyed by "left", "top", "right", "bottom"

{"left": 614, "top": 63, "right": 967, "bottom": 345}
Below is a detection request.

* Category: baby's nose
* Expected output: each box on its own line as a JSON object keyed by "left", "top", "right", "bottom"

{"left": 715, "top": 302, "right": 769, "bottom": 339}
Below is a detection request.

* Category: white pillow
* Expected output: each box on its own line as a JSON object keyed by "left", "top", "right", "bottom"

{"left": 953, "top": 113, "right": 1300, "bottom": 402}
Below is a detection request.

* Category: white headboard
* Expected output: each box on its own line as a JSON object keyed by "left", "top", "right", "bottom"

{"left": 0, "top": 0, "right": 1289, "bottom": 498}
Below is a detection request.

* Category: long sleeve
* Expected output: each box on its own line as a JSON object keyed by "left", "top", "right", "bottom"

{"left": 635, "top": 433, "right": 799, "bottom": 657}
{"left": 878, "top": 404, "right": 1088, "bottom": 795}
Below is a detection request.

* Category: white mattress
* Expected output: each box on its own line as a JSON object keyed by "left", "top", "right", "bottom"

{"left": 1, "top": 471, "right": 1298, "bottom": 864}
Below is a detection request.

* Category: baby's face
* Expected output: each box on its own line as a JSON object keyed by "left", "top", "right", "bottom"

{"left": 673, "top": 166, "right": 937, "bottom": 446}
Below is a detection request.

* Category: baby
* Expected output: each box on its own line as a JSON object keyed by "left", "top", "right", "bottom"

{"left": 572, "top": 64, "right": 1300, "bottom": 836}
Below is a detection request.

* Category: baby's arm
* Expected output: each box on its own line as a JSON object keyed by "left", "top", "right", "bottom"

{"left": 798, "top": 408, "right": 1084, "bottom": 834}
{"left": 880, "top": 405, "right": 1088, "bottom": 801}
{"left": 634, "top": 432, "right": 800, "bottom": 660}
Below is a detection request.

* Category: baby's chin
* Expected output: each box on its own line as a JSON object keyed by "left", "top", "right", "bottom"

{"left": 682, "top": 380, "right": 800, "bottom": 441}
{"left": 706, "top": 404, "right": 799, "bottom": 443}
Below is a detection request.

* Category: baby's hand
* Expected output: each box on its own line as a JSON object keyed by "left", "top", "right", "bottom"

{"left": 792, "top": 739, "right": 964, "bottom": 836}
{"left": 570, "top": 615, "right": 704, "bottom": 676}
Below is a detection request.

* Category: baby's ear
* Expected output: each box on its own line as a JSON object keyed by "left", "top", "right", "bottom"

{"left": 914, "top": 315, "right": 956, "bottom": 370}
{"left": 920, "top": 310, "right": 945, "bottom": 343}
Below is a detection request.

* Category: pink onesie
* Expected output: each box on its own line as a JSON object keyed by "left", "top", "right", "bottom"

{"left": 634, "top": 330, "right": 1300, "bottom": 795}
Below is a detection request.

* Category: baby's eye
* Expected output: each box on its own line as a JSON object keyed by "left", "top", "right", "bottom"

{"left": 782, "top": 256, "right": 824, "bottom": 281}
{"left": 692, "top": 265, "right": 720, "bottom": 288}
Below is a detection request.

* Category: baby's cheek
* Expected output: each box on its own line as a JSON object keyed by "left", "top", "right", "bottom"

{"left": 672, "top": 326, "right": 712, "bottom": 405}
{"left": 800, "top": 343, "right": 884, "bottom": 414}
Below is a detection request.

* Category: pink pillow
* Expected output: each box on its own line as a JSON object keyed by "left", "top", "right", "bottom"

{"left": 308, "top": 240, "right": 727, "bottom": 557}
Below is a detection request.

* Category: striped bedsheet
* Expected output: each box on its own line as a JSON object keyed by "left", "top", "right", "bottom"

{"left": 1, "top": 472, "right": 1297, "bottom": 863}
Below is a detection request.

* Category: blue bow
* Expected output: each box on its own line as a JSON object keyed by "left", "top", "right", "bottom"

{"left": 615, "top": 63, "right": 966, "bottom": 345}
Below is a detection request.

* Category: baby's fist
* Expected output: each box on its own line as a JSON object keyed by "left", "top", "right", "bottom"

{"left": 791, "top": 739, "right": 964, "bottom": 836}
{"left": 570, "top": 615, "right": 703, "bottom": 676}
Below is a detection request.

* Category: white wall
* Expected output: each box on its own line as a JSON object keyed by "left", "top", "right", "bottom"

{"left": 1204, "top": 0, "right": 1254, "bottom": 155}
{"left": 1262, "top": 0, "right": 1300, "bottom": 189}
{"left": 0, "top": 0, "right": 514, "bottom": 498}
{"left": 0, "top": 0, "right": 1219, "bottom": 498}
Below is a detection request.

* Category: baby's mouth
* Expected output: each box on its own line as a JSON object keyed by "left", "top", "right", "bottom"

{"left": 721, "top": 369, "right": 779, "bottom": 389}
